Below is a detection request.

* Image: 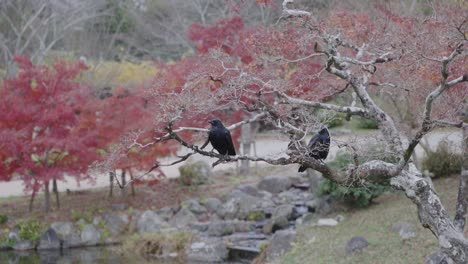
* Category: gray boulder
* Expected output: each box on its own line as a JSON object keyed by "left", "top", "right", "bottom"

{"left": 317, "top": 218, "right": 339, "bottom": 227}
{"left": 262, "top": 217, "right": 289, "bottom": 235}
{"left": 12, "top": 240, "right": 35, "bottom": 251}
{"left": 392, "top": 221, "right": 416, "bottom": 240}
{"left": 346, "top": 236, "right": 368, "bottom": 254}
{"left": 277, "top": 189, "right": 314, "bottom": 204}
{"left": 237, "top": 184, "right": 264, "bottom": 198}
{"left": 169, "top": 208, "right": 198, "bottom": 228}
{"left": 190, "top": 222, "right": 210, "bottom": 233}
{"left": 81, "top": 225, "right": 101, "bottom": 246}
{"left": 137, "top": 210, "right": 170, "bottom": 233}
{"left": 200, "top": 197, "right": 222, "bottom": 213}
{"left": 62, "top": 232, "right": 83, "bottom": 248}
{"left": 306, "top": 196, "right": 332, "bottom": 216}
{"left": 264, "top": 204, "right": 294, "bottom": 232}
{"left": 273, "top": 217, "right": 289, "bottom": 231}
{"left": 104, "top": 212, "right": 129, "bottom": 236}
{"left": 51, "top": 222, "right": 75, "bottom": 240}
{"left": 273, "top": 204, "right": 294, "bottom": 220}
{"left": 37, "top": 228, "right": 61, "bottom": 250}
{"left": 179, "top": 161, "right": 213, "bottom": 185}
{"left": 207, "top": 221, "right": 254, "bottom": 237}
{"left": 186, "top": 236, "right": 229, "bottom": 263}
{"left": 425, "top": 252, "right": 454, "bottom": 264}
{"left": 182, "top": 199, "right": 208, "bottom": 217}
{"left": 305, "top": 169, "right": 323, "bottom": 193}
{"left": 218, "top": 190, "right": 274, "bottom": 220}
{"left": 92, "top": 215, "right": 103, "bottom": 226}
{"left": 265, "top": 230, "right": 296, "bottom": 262}
{"left": 262, "top": 220, "right": 274, "bottom": 235}
{"left": 296, "top": 213, "right": 315, "bottom": 226}
{"left": 207, "top": 221, "right": 235, "bottom": 237}
{"left": 156, "top": 207, "right": 175, "bottom": 221}
{"left": 257, "top": 175, "right": 293, "bottom": 194}
{"left": 8, "top": 228, "right": 20, "bottom": 243}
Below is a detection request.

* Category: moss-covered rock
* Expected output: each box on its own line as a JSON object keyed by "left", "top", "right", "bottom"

{"left": 123, "top": 231, "right": 192, "bottom": 261}
{"left": 178, "top": 161, "right": 213, "bottom": 186}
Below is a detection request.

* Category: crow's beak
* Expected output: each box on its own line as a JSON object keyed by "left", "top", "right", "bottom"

{"left": 208, "top": 120, "right": 214, "bottom": 125}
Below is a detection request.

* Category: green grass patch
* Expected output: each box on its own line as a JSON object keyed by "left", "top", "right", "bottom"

{"left": 280, "top": 176, "right": 461, "bottom": 264}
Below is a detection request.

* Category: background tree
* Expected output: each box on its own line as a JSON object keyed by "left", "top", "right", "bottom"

{"left": 0, "top": 57, "right": 100, "bottom": 212}
{"left": 0, "top": 0, "right": 109, "bottom": 77}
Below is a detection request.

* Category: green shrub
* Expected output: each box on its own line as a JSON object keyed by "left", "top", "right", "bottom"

{"left": 319, "top": 178, "right": 388, "bottom": 207}
{"left": 422, "top": 141, "right": 463, "bottom": 178}
{"left": 0, "top": 214, "right": 7, "bottom": 225}
{"left": 325, "top": 113, "right": 346, "bottom": 128}
{"left": 356, "top": 117, "right": 379, "bottom": 129}
{"left": 16, "top": 219, "right": 43, "bottom": 242}
{"left": 320, "top": 150, "right": 390, "bottom": 207}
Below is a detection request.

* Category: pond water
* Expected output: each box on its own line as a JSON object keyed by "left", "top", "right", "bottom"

{"left": 0, "top": 247, "right": 183, "bottom": 264}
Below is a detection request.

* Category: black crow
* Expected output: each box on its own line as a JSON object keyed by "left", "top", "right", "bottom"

{"left": 298, "top": 127, "right": 330, "bottom": 172}
{"left": 208, "top": 119, "right": 236, "bottom": 156}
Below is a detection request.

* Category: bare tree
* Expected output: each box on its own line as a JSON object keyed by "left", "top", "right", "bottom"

{"left": 0, "top": 0, "right": 107, "bottom": 77}
{"left": 102, "top": 1, "right": 467, "bottom": 261}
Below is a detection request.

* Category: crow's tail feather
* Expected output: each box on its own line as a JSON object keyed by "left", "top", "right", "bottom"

{"left": 298, "top": 165, "right": 306, "bottom": 173}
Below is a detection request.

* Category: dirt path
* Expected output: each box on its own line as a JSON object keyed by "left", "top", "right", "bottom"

{"left": 0, "top": 129, "right": 462, "bottom": 198}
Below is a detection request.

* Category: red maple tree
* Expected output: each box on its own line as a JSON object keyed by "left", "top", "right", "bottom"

{"left": 0, "top": 57, "right": 100, "bottom": 211}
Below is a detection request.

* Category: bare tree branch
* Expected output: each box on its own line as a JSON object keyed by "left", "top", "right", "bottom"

{"left": 281, "top": 0, "right": 311, "bottom": 17}
{"left": 276, "top": 90, "right": 369, "bottom": 117}
{"left": 402, "top": 43, "right": 466, "bottom": 165}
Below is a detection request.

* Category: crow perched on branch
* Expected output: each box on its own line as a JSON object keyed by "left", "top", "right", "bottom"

{"left": 298, "top": 127, "right": 330, "bottom": 172}
{"left": 208, "top": 119, "right": 236, "bottom": 156}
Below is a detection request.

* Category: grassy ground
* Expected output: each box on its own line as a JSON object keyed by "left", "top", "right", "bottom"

{"left": 279, "top": 175, "right": 467, "bottom": 264}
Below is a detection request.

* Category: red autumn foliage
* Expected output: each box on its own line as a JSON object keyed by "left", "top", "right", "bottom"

{"left": 0, "top": 57, "right": 99, "bottom": 192}
{"left": 94, "top": 87, "right": 178, "bottom": 180}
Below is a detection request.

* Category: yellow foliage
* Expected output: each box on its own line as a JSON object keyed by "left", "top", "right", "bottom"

{"left": 85, "top": 60, "right": 157, "bottom": 87}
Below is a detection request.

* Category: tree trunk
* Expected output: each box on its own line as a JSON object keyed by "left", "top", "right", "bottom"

{"left": 240, "top": 122, "right": 257, "bottom": 175}
{"left": 44, "top": 181, "right": 50, "bottom": 213}
{"left": 29, "top": 189, "right": 37, "bottom": 212}
{"left": 121, "top": 169, "right": 127, "bottom": 197}
{"left": 240, "top": 122, "right": 251, "bottom": 174}
{"left": 128, "top": 168, "right": 136, "bottom": 197}
{"left": 392, "top": 164, "right": 468, "bottom": 262}
{"left": 52, "top": 179, "right": 60, "bottom": 209}
{"left": 454, "top": 104, "right": 468, "bottom": 232}
{"left": 109, "top": 171, "right": 115, "bottom": 198}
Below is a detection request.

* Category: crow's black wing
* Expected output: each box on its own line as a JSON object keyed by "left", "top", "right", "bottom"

{"left": 319, "top": 135, "right": 331, "bottom": 160}
{"left": 306, "top": 134, "right": 321, "bottom": 159}
{"left": 224, "top": 129, "right": 236, "bottom": 155}
{"left": 208, "top": 129, "right": 225, "bottom": 154}
{"left": 298, "top": 134, "right": 320, "bottom": 172}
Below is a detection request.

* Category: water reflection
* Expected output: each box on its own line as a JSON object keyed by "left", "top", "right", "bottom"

{"left": 0, "top": 247, "right": 193, "bottom": 264}
{"left": 0, "top": 247, "right": 124, "bottom": 264}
